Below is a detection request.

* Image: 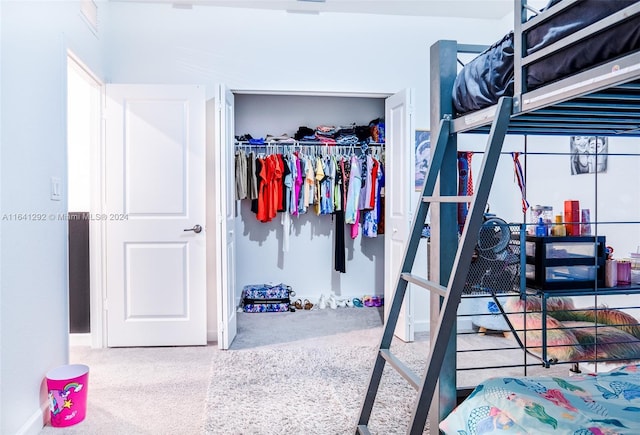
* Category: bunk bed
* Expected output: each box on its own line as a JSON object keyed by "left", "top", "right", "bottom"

{"left": 355, "top": 1, "right": 640, "bottom": 434}
{"left": 430, "top": 0, "right": 640, "bottom": 433}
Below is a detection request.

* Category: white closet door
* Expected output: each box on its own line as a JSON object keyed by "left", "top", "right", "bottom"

{"left": 384, "top": 88, "right": 415, "bottom": 342}
{"left": 215, "top": 85, "right": 238, "bottom": 350}
{"left": 104, "top": 84, "right": 207, "bottom": 347}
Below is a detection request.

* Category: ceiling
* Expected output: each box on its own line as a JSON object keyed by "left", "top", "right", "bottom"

{"left": 110, "top": 0, "right": 516, "bottom": 19}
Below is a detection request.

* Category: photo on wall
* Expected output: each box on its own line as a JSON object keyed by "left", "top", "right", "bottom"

{"left": 415, "top": 129, "right": 431, "bottom": 191}
{"left": 570, "top": 136, "right": 608, "bottom": 175}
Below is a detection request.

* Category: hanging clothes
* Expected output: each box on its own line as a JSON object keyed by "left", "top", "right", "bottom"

{"left": 282, "top": 154, "right": 293, "bottom": 252}
{"left": 251, "top": 157, "right": 263, "bottom": 215}
{"left": 377, "top": 163, "right": 385, "bottom": 235}
{"left": 303, "top": 156, "right": 315, "bottom": 213}
{"left": 363, "top": 155, "right": 381, "bottom": 238}
{"left": 334, "top": 158, "right": 346, "bottom": 273}
{"left": 345, "top": 154, "right": 361, "bottom": 224}
{"left": 247, "top": 151, "right": 258, "bottom": 200}
{"left": 293, "top": 153, "right": 303, "bottom": 216}
{"left": 320, "top": 156, "right": 335, "bottom": 215}
{"left": 314, "top": 156, "right": 324, "bottom": 216}
{"left": 235, "top": 149, "right": 247, "bottom": 200}
{"left": 235, "top": 142, "right": 384, "bottom": 273}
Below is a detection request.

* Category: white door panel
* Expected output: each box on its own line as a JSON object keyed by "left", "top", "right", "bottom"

{"left": 384, "top": 88, "right": 415, "bottom": 342}
{"left": 216, "top": 85, "right": 237, "bottom": 350}
{"left": 105, "top": 84, "right": 207, "bottom": 347}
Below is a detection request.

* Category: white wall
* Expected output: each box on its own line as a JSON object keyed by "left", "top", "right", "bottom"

{"left": 103, "top": 3, "right": 509, "bottom": 130}
{"left": 1, "top": 1, "right": 104, "bottom": 433}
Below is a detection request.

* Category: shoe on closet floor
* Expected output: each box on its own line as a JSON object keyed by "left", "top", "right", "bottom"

{"left": 317, "top": 294, "right": 327, "bottom": 310}
{"left": 352, "top": 298, "right": 363, "bottom": 308}
{"left": 327, "top": 294, "right": 338, "bottom": 309}
{"left": 336, "top": 298, "right": 347, "bottom": 308}
{"left": 294, "top": 299, "right": 303, "bottom": 310}
{"left": 345, "top": 299, "right": 354, "bottom": 308}
{"left": 303, "top": 299, "right": 314, "bottom": 310}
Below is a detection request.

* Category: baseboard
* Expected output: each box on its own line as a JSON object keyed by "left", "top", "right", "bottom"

{"left": 414, "top": 319, "right": 430, "bottom": 333}
{"left": 69, "top": 333, "right": 91, "bottom": 347}
{"left": 207, "top": 328, "right": 217, "bottom": 344}
{"left": 13, "top": 401, "right": 48, "bottom": 435}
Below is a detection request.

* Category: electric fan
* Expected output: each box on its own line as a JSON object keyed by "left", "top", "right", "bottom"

{"left": 464, "top": 215, "right": 521, "bottom": 296}
{"left": 464, "top": 215, "right": 521, "bottom": 332}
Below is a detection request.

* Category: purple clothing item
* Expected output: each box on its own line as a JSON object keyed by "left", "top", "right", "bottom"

{"left": 291, "top": 154, "right": 303, "bottom": 216}
{"left": 345, "top": 154, "right": 361, "bottom": 224}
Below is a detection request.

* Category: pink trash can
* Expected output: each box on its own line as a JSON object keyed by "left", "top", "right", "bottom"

{"left": 46, "top": 364, "right": 89, "bottom": 427}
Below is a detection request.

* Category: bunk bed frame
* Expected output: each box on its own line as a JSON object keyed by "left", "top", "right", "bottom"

{"left": 355, "top": 1, "right": 640, "bottom": 434}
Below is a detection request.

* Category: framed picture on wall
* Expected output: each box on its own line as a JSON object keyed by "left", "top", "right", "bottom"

{"left": 570, "top": 136, "right": 608, "bottom": 175}
{"left": 415, "top": 129, "right": 431, "bottom": 191}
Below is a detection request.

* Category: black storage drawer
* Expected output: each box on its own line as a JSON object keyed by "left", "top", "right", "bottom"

{"left": 525, "top": 235, "right": 606, "bottom": 290}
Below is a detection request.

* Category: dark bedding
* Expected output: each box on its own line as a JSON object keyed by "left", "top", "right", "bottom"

{"left": 453, "top": 0, "right": 640, "bottom": 115}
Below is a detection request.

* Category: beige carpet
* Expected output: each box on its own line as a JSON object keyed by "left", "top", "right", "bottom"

{"left": 39, "top": 308, "right": 573, "bottom": 434}
{"left": 39, "top": 344, "right": 217, "bottom": 435}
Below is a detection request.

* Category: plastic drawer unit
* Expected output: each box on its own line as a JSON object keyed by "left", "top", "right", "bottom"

{"left": 525, "top": 235, "right": 606, "bottom": 290}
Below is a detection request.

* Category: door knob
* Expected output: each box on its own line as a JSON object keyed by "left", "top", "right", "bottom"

{"left": 183, "top": 224, "right": 202, "bottom": 234}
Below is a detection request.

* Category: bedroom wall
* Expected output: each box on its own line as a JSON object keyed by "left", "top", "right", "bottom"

{"left": 1, "top": 1, "right": 105, "bottom": 434}
{"left": 103, "top": 2, "right": 512, "bottom": 333}
{"left": 102, "top": 3, "right": 511, "bottom": 135}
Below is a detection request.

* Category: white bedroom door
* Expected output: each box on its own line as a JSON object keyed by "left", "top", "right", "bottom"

{"left": 215, "top": 85, "right": 237, "bottom": 350}
{"left": 384, "top": 88, "right": 415, "bottom": 342}
{"left": 104, "top": 84, "right": 207, "bottom": 347}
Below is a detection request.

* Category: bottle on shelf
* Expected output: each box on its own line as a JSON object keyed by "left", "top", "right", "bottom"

{"left": 551, "top": 214, "right": 567, "bottom": 237}
{"left": 535, "top": 217, "right": 547, "bottom": 237}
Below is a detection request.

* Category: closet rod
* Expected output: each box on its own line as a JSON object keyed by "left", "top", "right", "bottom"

{"left": 234, "top": 141, "right": 385, "bottom": 146}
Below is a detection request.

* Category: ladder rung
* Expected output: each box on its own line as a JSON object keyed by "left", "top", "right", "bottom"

{"left": 356, "top": 425, "right": 372, "bottom": 435}
{"left": 380, "top": 349, "right": 421, "bottom": 390}
{"left": 422, "top": 195, "right": 473, "bottom": 203}
{"left": 401, "top": 273, "right": 447, "bottom": 297}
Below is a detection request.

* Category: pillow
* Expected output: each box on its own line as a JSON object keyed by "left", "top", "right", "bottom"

{"left": 564, "top": 321, "right": 640, "bottom": 363}
{"left": 503, "top": 296, "right": 581, "bottom": 361}
{"left": 503, "top": 295, "right": 575, "bottom": 313}
{"left": 505, "top": 312, "right": 583, "bottom": 362}
{"left": 550, "top": 306, "right": 640, "bottom": 339}
{"left": 439, "top": 383, "right": 528, "bottom": 435}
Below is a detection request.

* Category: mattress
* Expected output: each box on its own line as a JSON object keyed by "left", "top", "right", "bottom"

{"left": 453, "top": 0, "right": 640, "bottom": 115}
{"left": 440, "top": 363, "right": 640, "bottom": 434}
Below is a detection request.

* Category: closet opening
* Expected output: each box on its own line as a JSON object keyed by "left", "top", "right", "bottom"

{"left": 232, "top": 92, "right": 389, "bottom": 342}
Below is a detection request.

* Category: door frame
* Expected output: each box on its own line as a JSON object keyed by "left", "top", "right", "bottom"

{"left": 219, "top": 88, "right": 414, "bottom": 343}
{"left": 66, "top": 50, "right": 106, "bottom": 348}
